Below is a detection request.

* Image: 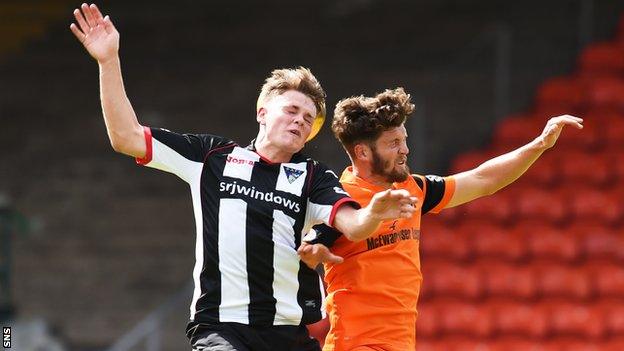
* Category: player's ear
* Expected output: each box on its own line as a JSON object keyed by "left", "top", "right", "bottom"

{"left": 257, "top": 107, "right": 267, "bottom": 125}
{"left": 354, "top": 143, "right": 370, "bottom": 162}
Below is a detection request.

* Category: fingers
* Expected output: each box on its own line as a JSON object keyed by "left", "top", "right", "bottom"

{"left": 102, "top": 15, "right": 115, "bottom": 34}
{"left": 90, "top": 3, "right": 105, "bottom": 22}
{"left": 69, "top": 23, "right": 85, "bottom": 42}
{"left": 325, "top": 252, "right": 344, "bottom": 264}
{"left": 82, "top": 3, "right": 97, "bottom": 27}
{"left": 550, "top": 115, "right": 584, "bottom": 129}
{"left": 73, "top": 8, "right": 90, "bottom": 33}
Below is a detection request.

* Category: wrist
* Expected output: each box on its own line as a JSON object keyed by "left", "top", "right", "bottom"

{"left": 98, "top": 55, "right": 121, "bottom": 68}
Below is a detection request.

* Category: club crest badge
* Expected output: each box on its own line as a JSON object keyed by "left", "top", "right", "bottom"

{"left": 284, "top": 166, "right": 304, "bottom": 184}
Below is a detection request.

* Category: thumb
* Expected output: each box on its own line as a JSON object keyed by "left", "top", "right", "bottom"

{"left": 324, "top": 252, "right": 344, "bottom": 264}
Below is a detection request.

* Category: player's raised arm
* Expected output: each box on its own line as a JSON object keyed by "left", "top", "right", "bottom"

{"left": 445, "top": 114, "right": 584, "bottom": 208}
{"left": 332, "top": 189, "right": 418, "bottom": 242}
{"left": 70, "top": 3, "right": 145, "bottom": 158}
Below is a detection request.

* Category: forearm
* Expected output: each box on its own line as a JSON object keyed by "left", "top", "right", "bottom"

{"left": 475, "top": 138, "right": 548, "bottom": 195}
{"left": 99, "top": 57, "right": 144, "bottom": 157}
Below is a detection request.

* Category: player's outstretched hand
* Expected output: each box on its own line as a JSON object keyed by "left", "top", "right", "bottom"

{"left": 537, "top": 114, "right": 584, "bottom": 149}
{"left": 369, "top": 189, "right": 418, "bottom": 220}
{"left": 298, "top": 242, "right": 343, "bottom": 269}
{"left": 70, "top": 3, "right": 119, "bottom": 63}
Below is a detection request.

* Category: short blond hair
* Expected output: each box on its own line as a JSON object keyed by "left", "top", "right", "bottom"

{"left": 257, "top": 67, "right": 326, "bottom": 120}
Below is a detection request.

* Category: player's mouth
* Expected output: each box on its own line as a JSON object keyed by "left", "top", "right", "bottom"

{"left": 288, "top": 130, "right": 301, "bottom": 138}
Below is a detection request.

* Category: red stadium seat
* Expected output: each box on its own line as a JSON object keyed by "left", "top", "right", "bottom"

{"left": 492, "top": 115, "right": 545, "bottom": 149}
{"left": 546, "top": 301, "right": 605, "bottom": 338}
{"left": 553, "top": 117, "right": 602, "bottom": 150}
{"left": 488, "top": 338, "right": 547, "bottom": 351}
{"left": 570, "top": 223, "right": 622, "bottom": 261}
{"left": 585, "top": 77, "right": 624, "bottom": 111}
{"left": 462, "top": 220, "right": 526, "bottom": 261}
{"left": 578, "top": 42, "right": 624, "bottom": 77}
{"left": 535, "top": 76, "right": 585, "bottom": 111}
{"left": 605, "top": 151, "right": 624, "bottom": 180}
{"left": 568, "top": 188, "right": 623, "bottom": 226}
{"left": 603, "top": 337, "right": 624, "bottom": 351}
{"left": 558, "top": 151, "right": 614, "bottom": 187}
{"left": 422, "top": 260, "right": 482, "bottom": 299}
{"left": 460, "top": 193, "right": 513, "bottom": 225}
{"left": 597, "top": 300, "right": 624, "bottom": 336}
{"left": 416, "top": 303, "right": 440, "bottom": 338}
{"left": 516, "top": 150, "right": 560, "bottom": 187}
{"left": 479, "top": 261, "right": 536, "bottom": 299}
{"left": 514, "top": 188, "right": 569, "bottom": 224}
{"left": 515, "top": 222, "right": 580, "bottom": 262}
{"left": 420, "top": 221, "right": 471, "bottom": 261}
{"left": 491, "top": 301, "right": 549, "bottom": 338}
{"left": 437, "top": 302, "right": 493, "bottom": 337}
{"left": 543, "top": 338, "right": 602, "bottom": 351}
{"left": 589, "top": 263, "right": 624, "bottom": 297}
{"left": 450, "top": 150, "right": 493, "bottom": 173}
{"left": 601, "top": 114, "right": 624, "bottom": 149}
{"left": 532, "top": 263, "right": 592, "bottom": 299}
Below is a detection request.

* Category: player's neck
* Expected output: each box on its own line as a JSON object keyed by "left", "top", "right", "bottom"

{"left": 254, "top": 140, "right": 294, "bottom": 164}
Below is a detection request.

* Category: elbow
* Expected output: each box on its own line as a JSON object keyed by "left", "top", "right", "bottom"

{"left": 109, "top": 136, "right": 126, "bottom": 154}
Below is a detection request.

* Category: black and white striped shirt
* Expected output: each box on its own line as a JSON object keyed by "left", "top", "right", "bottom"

{"left": 136, "top": 127, "right": 357, "bottom": 327}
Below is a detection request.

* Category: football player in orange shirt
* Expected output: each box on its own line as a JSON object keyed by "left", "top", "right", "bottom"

{"left": 299, "top": 87, "right": 582, "bottom": 351}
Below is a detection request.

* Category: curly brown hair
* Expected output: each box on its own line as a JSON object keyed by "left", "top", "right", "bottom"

{"left": 332, "top": 87, "right": 415, "bottom": 156}
{"left": 257, "top": 67, "right": 326, "bottom": 119}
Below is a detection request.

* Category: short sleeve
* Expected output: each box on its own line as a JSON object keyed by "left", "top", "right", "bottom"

{"left": 305, "top": 163, "right": 359, "bottom": 228}
{"left": 414, "top": 175, "right": 456, "bottom": 214}
{"left": 136, "top": 126, "right": 233, "bottom": 183}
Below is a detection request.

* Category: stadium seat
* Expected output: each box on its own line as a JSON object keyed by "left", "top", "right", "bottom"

{"left": 491, "top": 301, "right": 549, "bottom": 338}
{"left": 568, "top": 188, "right": 623, "bottom": 226}
{"left": 578, "top": 42, "right": 624, "bottom": 77}
{"left": 492, "top": 114, "right": 546, "bottom": 149}
{"left": 590, "top": 263, "right": 624, "bottom": 297}
{"left": 436, "top": 302, "right": 493, "bottom": 337}
{"left": 514, "top": 188, "right": 569, "bottom": 224}
{"left": 450, "top": 149, "right": 493, "bottom": 173}
{"left": 535, "top": 76, "right": 585, "bottom": 111}
{"left": 488, "top": 338, "right": 547, "bottom": 351}
{"left": 420, "top": 221, "right": 471, "bottom": 261}
{"left": 570, "top": 223, "right": 622, "bottom": 261}
{"left": 515, "top": 222, "right": 580, "bottom": 262}
{"left": 462, "top": 220, "right": 526, "bottom": 261}
{"left": 603, "top": 337, "right": 624, "bottom": 351}
{"left": 601, "top": 114, "right": 624, "bottom": 149}
{"left": 543, "top": 338, "right": 602, "bottom": 351}
{"left": 553, "top": 117, "right": 602, "bottom": 150}
{"left": 558, "top": 151, "right": 613, "bottom": 187}
{"left": 546, "top": 301, "right": 605, "bottom": 338}
{"left": 421, "top": 260, "right": 482, "bottom": 299}
{"left": 416, "top": 303, "right": 440, "bottom": 338}
{"left": 585, "top": 77, "right": 624, "bottom": 111}
{"left": 516, "top": 150, "right": 560, "bottom": 187}
{"left": 532, "top": 263, "right": 592, "bottom": 299}
{"left": 460, "top": 192, "right": 513, "bottom": 224}
{"left": 480, "top": 261, "right": 536, "bottom": 299}
{"left": 597, "top": 300, "right": 624, "bottom": 336}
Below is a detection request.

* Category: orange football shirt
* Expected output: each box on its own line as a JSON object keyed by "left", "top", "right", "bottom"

{"left": 321, "top": 167, "right": 455, "bottom": 351}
